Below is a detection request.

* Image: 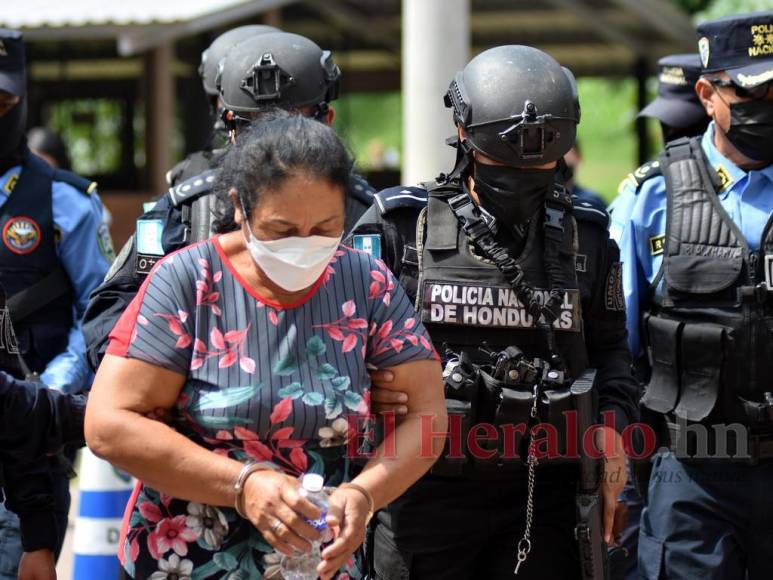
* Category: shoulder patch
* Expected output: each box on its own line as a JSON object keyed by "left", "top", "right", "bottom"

{"left": 572, "top": 198, "right": 610, "bottom": 229}
{"left": 167, "top": 169, "right": 217, "bottom": 207}
{"left": 374, "top": 186, "right": 428, "bottom": 216}
{"left": 53, "top": 168, "right": 97, "bottom": 195}
{"left": 351, "top": 234, "right": 382, "bottom": 259}
{"left": 605, "top": 262, "right": 625, "bottom": 312}
{"left": 618, "top": 160, "right": 662, "bottom": 194}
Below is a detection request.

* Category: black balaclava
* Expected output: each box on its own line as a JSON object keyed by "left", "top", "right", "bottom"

{"left": 473, "top": 162, "right": 555, "bottom": 226}
{"left": 0, "top": 98, "right": 27, "bottom": 173}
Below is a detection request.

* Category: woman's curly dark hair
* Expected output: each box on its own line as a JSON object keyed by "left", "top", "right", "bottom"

{"left": 212, "top": 109, "right": 353, "bottom": 233}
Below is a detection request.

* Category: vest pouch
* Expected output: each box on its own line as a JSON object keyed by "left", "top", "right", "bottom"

{"left": 673, "top": 322, "right": 726, "bottom": 422}
{"left": 430, "top": 364, "right": 479, "bottom": 476}
{"left": 641, "top": 316, "right": 683, "bottom": 414}
{"left": 472, "top": 372, "right": 532, "bottom": 472}
{"left": 664, "top": 254, "right": 743, "bottom": 296}
{"left": 744, "top": 313, "right": 773, "bottom": 408}
{"left": 430, "top": 399, "right": 473, "bottom": 476}
{"left": 537, "top": 388, "right": 574, "bottom": 464}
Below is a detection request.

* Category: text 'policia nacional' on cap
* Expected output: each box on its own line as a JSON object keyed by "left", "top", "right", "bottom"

{"left": 697, "top": 11, "right": 773, "bottom": 89}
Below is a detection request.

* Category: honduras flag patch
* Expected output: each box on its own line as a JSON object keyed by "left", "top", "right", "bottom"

{"left": 353, "top": 234, "right": 382, "bottom": 259}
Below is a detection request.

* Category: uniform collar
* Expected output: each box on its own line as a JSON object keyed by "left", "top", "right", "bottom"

{"left": 701, "top": 122, "right": 747, "bottom": 199}
{"left": 0, "top": 164, "right": 22, "bottom": 197}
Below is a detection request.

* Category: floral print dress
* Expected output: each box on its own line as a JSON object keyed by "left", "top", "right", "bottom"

{"left": 107, "top": 236, "right": 437, "bottom": 579}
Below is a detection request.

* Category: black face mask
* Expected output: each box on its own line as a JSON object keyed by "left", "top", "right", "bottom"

{"left": 725, "top": 99, "right": 773, "bottom": 163}
{"left": 0, "top": 99, "right": 26, "bottom": 164}
{"left": 474, "top": 163, "right": 555, "bottom": 226}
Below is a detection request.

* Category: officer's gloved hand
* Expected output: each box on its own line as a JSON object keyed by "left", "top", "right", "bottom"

{"left": 368, "top": 369, "right": 408, "bottom": 416}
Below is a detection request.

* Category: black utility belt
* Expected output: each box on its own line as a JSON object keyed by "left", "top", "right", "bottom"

{"left": 431, "top": 363, "right": 597, "bottom": 477}
{"left": 665, "top": 419, "right": 773, "bottom": 463}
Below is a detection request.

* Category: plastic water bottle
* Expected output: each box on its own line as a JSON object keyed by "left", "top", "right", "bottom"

{"left": 280, "top": 473, "right": 329, "bottom": 580}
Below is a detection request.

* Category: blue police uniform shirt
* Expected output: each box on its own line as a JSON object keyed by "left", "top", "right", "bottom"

{"left": 0, "top": 164, "right": 111, "bottom": 393}
{"left": 610, "top": 121, "right": 773, "bottom": 356}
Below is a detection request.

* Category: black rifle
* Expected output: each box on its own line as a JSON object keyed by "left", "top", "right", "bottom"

{"left": 572, "top": 368, "right": 609, "bottom": 580}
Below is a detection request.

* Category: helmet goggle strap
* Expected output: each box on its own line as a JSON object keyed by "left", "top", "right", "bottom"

{"left": 240, "top": 52, "right": 295, "bottom": 102}
{"left": 321, "top": 50, "right": 341, "bottom": 102}
{"left": 465, "top": 101, "right": 576, "bottom": 161}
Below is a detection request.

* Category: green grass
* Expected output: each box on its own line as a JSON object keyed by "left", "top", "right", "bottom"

{"left": 574, "top": 78, "right": 652, "bottom": 203}
{"left": 333, "top": 78, "right": 657, "bottom": 204}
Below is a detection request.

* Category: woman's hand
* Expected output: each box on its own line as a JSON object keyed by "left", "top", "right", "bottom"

{"left": 317, "top": 486, "right": 371, "bottom": 579}
{"left": 241, "top": 470, "right": 322, "bottom": 556}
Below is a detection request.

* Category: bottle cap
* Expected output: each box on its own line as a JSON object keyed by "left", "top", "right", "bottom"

{"left": 301, "top": 473, "right": 324, "bottom": 493}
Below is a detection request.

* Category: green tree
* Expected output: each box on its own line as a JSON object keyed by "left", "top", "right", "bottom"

{"left": 697, "top": 0, "right": 773, "bottom": 20}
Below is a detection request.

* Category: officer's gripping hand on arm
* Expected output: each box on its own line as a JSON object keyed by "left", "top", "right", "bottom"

{"left": 0, "top": 370, "right": 87, "bottom": 580}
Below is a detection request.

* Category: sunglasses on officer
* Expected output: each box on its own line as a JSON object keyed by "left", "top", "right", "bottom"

{"left": 704, "top": 77, "right": 773, "bottom": 101}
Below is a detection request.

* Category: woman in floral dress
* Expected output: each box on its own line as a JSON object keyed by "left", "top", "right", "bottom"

{"left": 85, "top": 113, "right": 447, "bottom": 580}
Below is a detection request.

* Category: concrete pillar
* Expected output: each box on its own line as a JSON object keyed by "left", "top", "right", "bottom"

{"left": 402, "top": 0, "right": 470, "bottom": 185}
{"left": 145, "top": 42, "right": 174, "bottom": 194}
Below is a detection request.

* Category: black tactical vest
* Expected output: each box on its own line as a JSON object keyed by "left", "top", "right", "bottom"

{"left": 417, "top": 182, "right": 589, "bottom": 377}
{"left": 642, "top": 137, "right": 773, "bottom": 429}
{"left": 0, "top": 154, "right": 73, "bottom": 373}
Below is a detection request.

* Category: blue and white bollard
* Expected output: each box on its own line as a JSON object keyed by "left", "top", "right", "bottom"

{"left": 72, "top": 447, "right": 133, "bottom": 579}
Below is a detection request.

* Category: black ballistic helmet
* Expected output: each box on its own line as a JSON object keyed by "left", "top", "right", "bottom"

{"left": 445, "top": 45, "right": 580, "bottom": 167}
{"left": 217, "top": 32, "right": 341, "bottom": 115}
{"left": 199, "top": 25, "right": 280, "bottom": 97}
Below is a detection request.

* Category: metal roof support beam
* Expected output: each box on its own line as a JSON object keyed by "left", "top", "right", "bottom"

{"left": 608, "top": 0, "right": 697, "bottom": 53}
{"left": 117, "top": 0, "right": 298, "bottom": 56}
{"left": 304, "top": 0, "right": 401, "bottom": 55}
{"left": 402, "top": 0, "right": 470, "bottom": 185}
{"left": 542, "top": 0, "right": 648, "bottom": 58}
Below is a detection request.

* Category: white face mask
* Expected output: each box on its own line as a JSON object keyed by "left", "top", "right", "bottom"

{"left": 243, "top": 226, "right": 342, "bottom": 293}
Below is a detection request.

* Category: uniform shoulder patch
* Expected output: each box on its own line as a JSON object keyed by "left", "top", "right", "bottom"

{"left": 351, "top": 234, "right": 382, "bottom": 259}
{"left": 53, "top": 168, "right": 97, "bottom": 195}
{"left": 167, "top": 169, "right": 217, "bottom": 207}
{"left": 617, "top": 160, "right": 662, "bottom": 194}
{"left": 605, "top": 262, "right": 625, "bottom": 312}
{"left": 374, "top": 186, "right": 428, "bottom": 216}
{"left": 572, "top": 197, "right": 610, "bottom": 229}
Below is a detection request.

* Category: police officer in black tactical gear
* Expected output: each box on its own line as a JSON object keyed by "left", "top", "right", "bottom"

{"left": 0, "top": 28, "right": 111, "bottom": 580}
{"left": 82, "top": 31, "right": 375, "bottom": 371}
{"left": 348, "top": 45, "right": 639, "bottom": 580}
{"left": 166, "top": 24, "right": 279, "bottom": 187}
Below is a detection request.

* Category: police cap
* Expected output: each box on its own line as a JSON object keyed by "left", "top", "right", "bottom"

{"left": 0, "top": 29, "right": 25, "bottom": 97}
{"left": 697, "top": 10, "right": 773, "bottom": 89}
{"left": 638, "top": 54, "right": 705, "bottom": 129}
